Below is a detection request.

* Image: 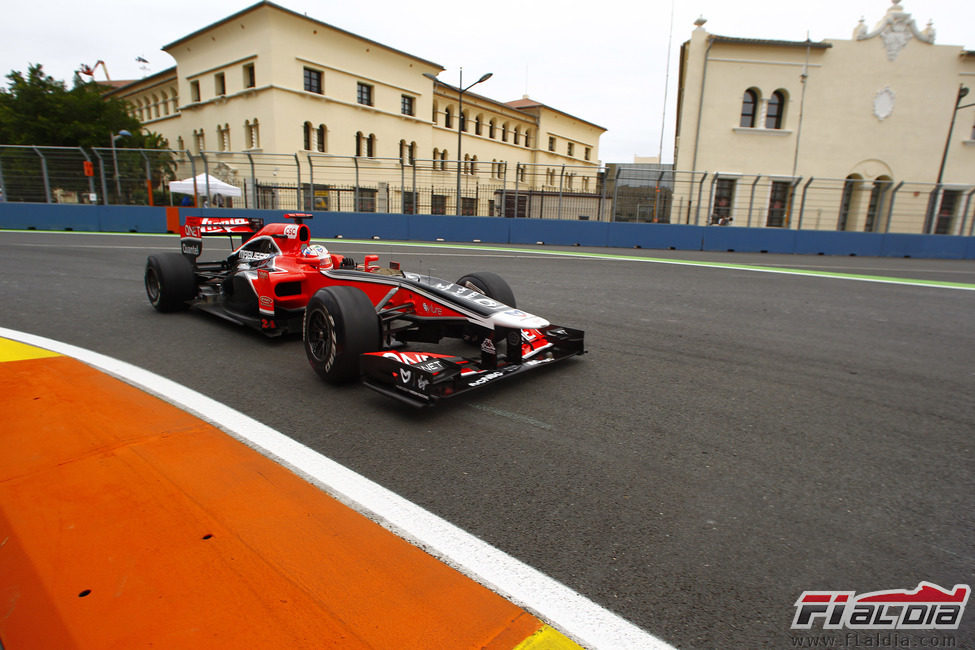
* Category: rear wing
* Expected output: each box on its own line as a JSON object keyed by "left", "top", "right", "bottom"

{"left": 180, "top": 216, "right": 264, "bottom": 257}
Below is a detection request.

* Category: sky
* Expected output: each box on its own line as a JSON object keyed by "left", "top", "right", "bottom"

{"left": 2, "top": 0, "right": 972, "bottom": 163}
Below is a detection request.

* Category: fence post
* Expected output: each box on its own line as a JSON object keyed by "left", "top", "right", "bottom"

{"left": 694, "top": 172, "right": 708, "bottom": 226}
{"left": 883, "top": 181, "right": 903, "bottom": 233}
{"left": 245, "top": 152, "right": 255, "bottom": 209}
{"left": 796, "top": 177, "right": 815, "bottom": 230}
{"left": 353, "top": 156, "right": 360, "bottom": 212}
{"left": 557, "top": 165, "right": 565, "bottom": 220}
{"left": 705, "top": 174, "right": 718, "bottom": 226}
{"left": 611, "top": 166, "right": 622, "bottom": 222}
{"left": 308, "top": 153, "right": 316, "bottom": 212}
{"left": 747, "top": 175, "right": 762, "bottom": 228}
{"left": 962, "top": 187, "right": 975, "bottom": 236}
{"left": 32, "top": 146, "right": 53, "bottom": 204}
{"left": 294, "top": 153, "right": 301, "bottom": 210}
{"left": 786, "top": 177, "right": 802, "bottom": 229}
{"left": 0, "top": 155, "right": 6, "bottom": 200}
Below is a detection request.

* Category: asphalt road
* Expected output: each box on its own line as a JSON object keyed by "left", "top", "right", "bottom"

{"left": 2, "top": 230, "right": 973, "bottom": 648}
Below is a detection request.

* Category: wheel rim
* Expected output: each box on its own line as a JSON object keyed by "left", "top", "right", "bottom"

{"left": 145, "top": 268, "right": 161, "bottom": 305}
{"left": 306, "top": 308, "right": 333, "bottom": 363}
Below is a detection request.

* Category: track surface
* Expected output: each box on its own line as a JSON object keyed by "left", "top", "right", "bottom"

{"left": 2, "top": 231, "right": 973, "bottom": 648}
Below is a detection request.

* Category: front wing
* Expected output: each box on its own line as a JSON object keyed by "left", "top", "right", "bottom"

{"left": 359, "top": 325, "right": 584, "bottom": 407}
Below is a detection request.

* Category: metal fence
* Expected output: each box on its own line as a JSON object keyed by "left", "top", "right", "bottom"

{"left": 1, "top": 145, "right": 972, "bottom": 235}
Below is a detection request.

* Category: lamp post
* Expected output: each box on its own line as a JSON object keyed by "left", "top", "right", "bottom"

{"left": 111, "top": 129, "right": 132, "bottom": 201}
{"left": 926, "top": 85, "right": 973, "bottom": 233}
{"left": 424, "top": 69, "right": 492, "bottom": 215}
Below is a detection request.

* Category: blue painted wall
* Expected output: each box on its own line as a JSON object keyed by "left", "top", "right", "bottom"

{"left": 1, "top": 202, "right": 973, "bottom": 260}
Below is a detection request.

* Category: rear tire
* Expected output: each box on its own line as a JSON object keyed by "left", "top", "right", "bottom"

{"left": 145, "top": 253, "right": 196, "bottom": 312}
{"left": 303, "top": 286, "right": 380, "bottom": 384}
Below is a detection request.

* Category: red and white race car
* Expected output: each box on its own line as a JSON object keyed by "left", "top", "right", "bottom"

{"left": 145, "top": 213, "right": 584, "bottom": 406}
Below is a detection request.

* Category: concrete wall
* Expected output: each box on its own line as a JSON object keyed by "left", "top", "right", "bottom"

{"left": 2, "top": 203, "right": 974, "bottom": 259}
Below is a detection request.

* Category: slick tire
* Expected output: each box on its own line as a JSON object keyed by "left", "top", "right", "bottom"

{"left": 145, "top": 253, "right": 196, "bottom": 312}
{"left": 456, "top": 271, "right": 516, "bottom": 344}
{"left": 303, "top": 286, "right": 380, "bottom": 384}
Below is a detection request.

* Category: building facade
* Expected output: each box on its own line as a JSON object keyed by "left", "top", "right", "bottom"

{"left": 107, "top": 1, "right": 605, "bottom": 217}
{"left": 673, "top": 1, "right": 975, "bottom": 234}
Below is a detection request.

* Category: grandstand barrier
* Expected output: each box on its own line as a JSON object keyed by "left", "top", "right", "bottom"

{"left": 1, "top": 203, "right": 973, "bottom": 260}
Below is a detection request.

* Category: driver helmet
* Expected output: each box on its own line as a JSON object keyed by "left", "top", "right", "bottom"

{"left": 302, "top": 244, "right": 333, "bottom": 269}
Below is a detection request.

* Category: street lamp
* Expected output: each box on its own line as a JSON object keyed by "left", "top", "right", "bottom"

{"left": 424, "top": 69, "right": 492, "bottom": 215}
{"left": 926, "top": 85, "right": 973, "bottom": 233}
{"left": 111, "top": 129, "right": 132, "bottom": 201}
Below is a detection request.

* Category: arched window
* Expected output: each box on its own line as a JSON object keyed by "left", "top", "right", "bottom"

{"left": 367, "top": 133, "right": 376, "bottom": 158}
{"left": 470, "top": 155, "right": 477, "bottom": 175}
{"left": 513, "top": 126, "right": 520, "bottom": 145}
{"left": 409, "top": 141, "right": 416, "bottom": 165}
{"left": 460, "top": 110, "right": 467, "bottom": 132}
{"left": 444, "top": 106, "right": 453, "bottom": 129}
{"left": 489, "top": 119, "right": 496, "bottom": 139}
{"left": 501, "top": 123, "right": 509, "bottom": 142}
{"left": 523, "top": 129, "right": 532, "bottom": 148}
{"left": 766, "top": 90, "right": 786, "bottom": 129}
{"left": 740, "top": 88, "right": 759, "bottom": 128}
{"left": 317, "top": 124, "right": 326, "bottom": 152}
{"left": 440, "top": 149, "right": 448, "bottom": 171}
{"left": 303, "top": 121, "right": 312, "bottom": 150}
{"left": 355, "top": 131, "right": 364, "bottom": 157}
{"left": 433, "top": 148, "right": 440, "bottom": 167}
{"left": 432, "top": 101, "right": 439, "bottom": 124}
{"left": 475, "top": 114, "right": 483, "bottom": 135}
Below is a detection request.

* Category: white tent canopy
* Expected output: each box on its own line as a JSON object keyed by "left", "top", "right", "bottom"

{"left": 169, "top": 173, "right": 242, "bottom": 197}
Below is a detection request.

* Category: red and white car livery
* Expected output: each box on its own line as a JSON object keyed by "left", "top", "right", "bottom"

{"left": 145, "top": 213, "right": 584, "bottom": 406}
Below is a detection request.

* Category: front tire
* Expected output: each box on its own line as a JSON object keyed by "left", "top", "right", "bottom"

{"left": 303, "top": 286, "right": 380, "bottom": 384}
{"left": 457, "top": 271, "right": 516, "bottom": 345}
{"left": 145, "top": 253, "right": 196, "bottom": 312}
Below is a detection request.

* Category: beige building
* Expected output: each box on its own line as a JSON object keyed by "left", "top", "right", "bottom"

{"left": 674, "top": 1, "right": 975, "bottom": 234}
{"left": 107, "top": 1, "right": 604, "bottom": 216}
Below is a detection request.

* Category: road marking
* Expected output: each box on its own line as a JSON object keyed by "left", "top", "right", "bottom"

{"left": 315, "top": 239, "right": 975, "bottom": 291}
{"left": 0, "top": 327, "right": 673, "bottom": 650}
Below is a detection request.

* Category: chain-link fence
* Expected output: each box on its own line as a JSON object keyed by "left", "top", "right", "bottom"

{"left": 1, "top": 145, "right": 972, "bottom": 235}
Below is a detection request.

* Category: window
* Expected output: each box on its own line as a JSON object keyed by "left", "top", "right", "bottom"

{"left": 243, "top": 63, "right": 255, "bottom": 88}
{"left": 548, "top": 136, "right": 556, "bottom": 152}
{"left": 190, "top": 80, "right": 200, "bottom": 102}
{"left": 837, "top": 176, "right": 857, "bottom": 231}
{"left": 304, "top": 68, "right": 322, "bottom": 94}
{"left": 461, "top": 197, "right": 476, "bottom": 216}
{"left": 354, "top": 132, "right": 376, "bottom": 157}
{"left": 215, "top": 72, "right": 226, "bottom": 96}
{"left": 489, "top": 119, "right": 496, "bottom": 138}
{"left": 567, "top": 142, "right": 574, "bottom": 157}
{"left": 712, "top": 178, "right": 737, "bottom": 225}
{"left": 303, "top": 121, "right": 312, "bottom": 150}
{"left": 431, "top": 194, "right": 447, "bottom": 215}
{"left": 401, "top": 94, "right": 415, "bottom": 116}
{"left": 317, "top": 124, "right": 326, "bottom": 152}
{"left": 935, "top": 189, "right": 962, "bottom": 234}
{"left": 460, "top": 110, "right": 467, "bottom": 132}
{"left": 403, "top": 191, "right": 417, "bottom": 214}
{"left": 193, "top": 129, "right": 205, "bottom": 153}
{"left": 524, "top": 129, "right": 531, "bottom": 148}
{"left": 865, "top": 179, "right": 891, "bottom": 232}
{"left": 584, "top": 147, "right": 591, "bottom": 161}
{"left": 218, "top": 123, "right": 230, "bottom": 151}
{"left": 766, "top": 90, "right": 785, "bottom": 129}
{"left": 356, "top": 132, "right": 364, "bottom": 157}
{"left": 245, "top": 118, "right": 260, "bottom": 149}
{"left": 357, "top": 188, "right": 377, "bottom": 213}
{"left": 444, "top": 106, "right": 453, "bottom": 129}
{"left": 501, "top": 123, "right": 508, "bottom": 142}
{"left": 766, "top": 181, "right": 790, "bottom": 227}
{"left": 475, "top": 115, "right": 482, "bottom": 135}
{"left": 357, "top": 82, "right": 373, "bottom": 106}
{"left": 740, "top": 89, "right": 758, "bottom": 127}
{"left": 513, "top": 126, "right": 520, "bottom": 145}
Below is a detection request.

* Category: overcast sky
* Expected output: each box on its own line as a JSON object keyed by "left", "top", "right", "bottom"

{"left": 2, "top": 0, "right": 971, "bottom": 163}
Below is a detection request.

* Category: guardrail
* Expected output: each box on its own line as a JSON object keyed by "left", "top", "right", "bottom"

{"left": 1, "top": 145, "right": 972, "bottom": 235}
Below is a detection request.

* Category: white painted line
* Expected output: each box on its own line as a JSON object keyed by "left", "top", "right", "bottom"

{"left": 0, "top": 327, "right": 674, "bottom": 650}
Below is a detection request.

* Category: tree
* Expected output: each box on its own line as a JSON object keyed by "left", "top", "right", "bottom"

{"left": 0, "top": 63, "right": 165, "bottom": 149}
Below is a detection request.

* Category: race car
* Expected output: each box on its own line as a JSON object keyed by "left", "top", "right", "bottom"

{"left": 145, "top": 213, "right": 584, "bottom": 406}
